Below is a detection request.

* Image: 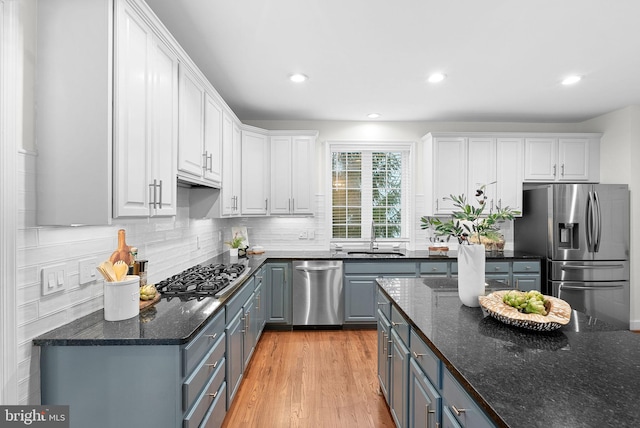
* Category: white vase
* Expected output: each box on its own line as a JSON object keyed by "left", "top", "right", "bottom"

{"left": 229, "top": 248, "right": 239, "bottom": 257}
{"left": 457, "top": 244, "right": 486, "bottom": 307}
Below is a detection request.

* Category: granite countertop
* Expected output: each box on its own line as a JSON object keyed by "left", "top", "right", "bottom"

{"left": 377, "top": 277, "right": 640, "bottom": 428}
{"left": 33, "top": 254, "right": 269, "bottom": 346}
{"left": 32, "top": 250, "right": 541, "bottom": 347}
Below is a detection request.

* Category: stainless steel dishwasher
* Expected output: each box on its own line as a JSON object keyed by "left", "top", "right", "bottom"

{"left": 292, "top": 260, "right": 344, "bottom": 326}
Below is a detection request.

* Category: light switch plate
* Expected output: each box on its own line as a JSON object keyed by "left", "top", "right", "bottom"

{"left": 79, "top": 258, "right": 97, "bottom": 285}
{"left": 41, "top": 263, "right": 66, "bottom": 296}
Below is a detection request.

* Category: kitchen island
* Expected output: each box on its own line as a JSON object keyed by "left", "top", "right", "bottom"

{"left": 377, "top": 277, "right": 640, "bottom": 428}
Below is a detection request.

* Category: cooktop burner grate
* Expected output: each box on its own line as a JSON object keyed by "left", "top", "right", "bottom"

{"left": 155, "top": 261, "right": 248, "bottom": 300}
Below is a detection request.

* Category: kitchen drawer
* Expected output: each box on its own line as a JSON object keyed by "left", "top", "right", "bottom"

{"left": 410, "top": 330, "right": 440, "bottom": 388}
{"left": 376, "top": 288, "right": 391, "bottom": 320}
{"left": 183, "top": 333, "right": 225, "bottom": 410}
{"left": 391, "top": 305, "right": 410, "bottom": 345}
{"left": 344, "top": 261, "right": 417, "bottom": 275}
{"left": 225, "top": 277, "right": 255, "bottom": 323}
{"left": 199, "top": 382, "right": 227, "bottom": 428}
{"left": 442, "top": 368, "right": 494, "bottom": 428}
{"left": 485, "top": 262, "right": 509, "bottom": 274}
{"left": 512, "top": 260, "right": 540, "bottom": 273}
{"left": 420, "top": 261, "right": 448, "bottom": 275}
{"left": 182, "top": 310, "right": 225, "bottom": 376}
{"left": 183, "top": 358, "right": 226, "bottom": 428}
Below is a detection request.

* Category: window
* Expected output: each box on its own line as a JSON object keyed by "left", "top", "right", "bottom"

{"left": 330, "top": 142, "right": 412, "bottom": 241}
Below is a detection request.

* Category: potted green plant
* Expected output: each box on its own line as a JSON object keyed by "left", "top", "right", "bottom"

{"left": 420, "top": 184, "right": 520, "bottom": 247}
{"left": 225, "top": 233, "right": 245, "bottom": 257}
{"left": 420, "top": 184, "right": 520, "bottom": 307}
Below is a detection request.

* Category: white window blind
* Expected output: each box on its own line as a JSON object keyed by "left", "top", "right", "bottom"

{"left": 330, "top": 142, "right": 411, "bottom": 240}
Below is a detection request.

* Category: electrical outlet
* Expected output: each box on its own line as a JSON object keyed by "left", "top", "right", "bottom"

{"left": 196, "top": 236, "right": 201, "bottom": 250}
{"left": 42, "top": 263, "right": 66, "bottom": 295}
{"left": 298, "top": 231, "right": 308, "bottom": 239}
{"left": 308, "top": 229, "right": 315, "bottom": 240}
{"left": 79, "top": 258, "right": 97, "bottom": 285}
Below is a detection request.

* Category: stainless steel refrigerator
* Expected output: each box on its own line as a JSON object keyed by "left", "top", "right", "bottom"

{"left": 514, "top": 184, "right": 630, "bottom": 329}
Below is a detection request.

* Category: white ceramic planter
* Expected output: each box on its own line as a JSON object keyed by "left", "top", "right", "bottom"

{"left": 457, "top": 244, "right": 485, "bottom": 307}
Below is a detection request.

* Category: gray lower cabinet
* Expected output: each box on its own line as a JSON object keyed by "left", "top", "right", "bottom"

{"left": 345, "top": 275, "right": 378, "bottom": 322}
{"left": 409, "top": 359, "right": 441, "bottom": 428}
{"left": 225, "top": 276, "right": 257, "bottom": 407}
{"left": 512, "top": 260, "right": 541, "bottom": 291}
{"left": 344, "top": 261, "right": 418, "bottom": 324}
{"left": 378, "top": 293, "right": 497, "bottom": 428}
{"left": 265, "top": 262, "right": 291, "bottom": 324}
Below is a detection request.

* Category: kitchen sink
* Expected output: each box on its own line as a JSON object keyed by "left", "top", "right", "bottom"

{"left": 346, "top": 251, "right": 406, "bottom": 258}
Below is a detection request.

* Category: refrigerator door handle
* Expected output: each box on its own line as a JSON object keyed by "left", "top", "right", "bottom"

{"left": 593, "top": 190, "right": 602, "bottom": 252}
{"left": 559, "top": 283, "right": 624, "bottom": 291}
{"left": 560, "top": 264, "right": 625, "bottom": 270}
{"left": 586, "top": 191, "right": 596, "bottom": 252}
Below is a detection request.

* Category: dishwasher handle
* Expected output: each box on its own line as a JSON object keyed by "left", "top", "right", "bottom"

{"left": 295, "top": 266, "right": 341, "bottom": 272}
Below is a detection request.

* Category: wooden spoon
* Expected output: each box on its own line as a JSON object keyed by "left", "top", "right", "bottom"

{"left": 97, "top": 261, "right": 116, "bottom": 282}
{"left": 113, "top": 260, "right": 129, "bottom": 282}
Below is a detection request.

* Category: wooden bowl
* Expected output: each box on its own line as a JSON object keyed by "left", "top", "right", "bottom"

{"left": 479, "top": 290, "right": 571, "bottom": 331}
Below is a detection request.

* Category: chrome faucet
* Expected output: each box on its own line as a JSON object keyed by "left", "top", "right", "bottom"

{"left": 370, "top": 221, "right": 379, "bottom": 251}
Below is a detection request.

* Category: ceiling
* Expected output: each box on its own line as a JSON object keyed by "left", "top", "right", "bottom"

{"left": 145, "top": 0, "right": 640, "bottom": 123}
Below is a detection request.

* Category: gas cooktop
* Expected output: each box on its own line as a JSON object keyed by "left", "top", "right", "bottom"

{"left": 155, "top": 260, "right": 250, "bottom": 301}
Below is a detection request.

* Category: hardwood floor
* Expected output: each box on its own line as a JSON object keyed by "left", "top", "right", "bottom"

{"left": 221, "top": 329, "right": 395, "bottom": 428}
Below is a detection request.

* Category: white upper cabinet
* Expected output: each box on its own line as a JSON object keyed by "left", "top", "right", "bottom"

{"left": 203, "top": 95, "right": 223, "bottom": 185}
{"left": 425, "top": 135, "right": 467, "bottom": 215}
{"left": 524, "top": 135, "right": 600, "bottom": 182}
{"left": 467, "top": 137, "right": 497, "bottom": 210}
{"left": 424, "top": 132, "right": 599, "bottom": 217}
{"left": 241, "top": 128, "right": 270, "bottom": 215}
{"left": 177, "top": 65, "right": 223, "bottom": 188}
{"left": 36, "top": 0, "right": 184, "bottom": 225}
{"left": 219, "top": 112, "right": 241, "bottom": 215}
{"left": 496, "top": 138, "right": 524, "bottom": 213}
{"left": 114, "top": 1, "right": 177, "bottom": 218}
{"left": 270, "top": 133, "right": 317, "bottom": 215}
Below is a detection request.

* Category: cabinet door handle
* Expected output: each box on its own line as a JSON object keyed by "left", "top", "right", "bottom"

{"left": 206, "top": 333, "right": 218, "bottom": 340}
{"left": 292, "top": 198, "right": 295, "bottom": 212}
{"left": 202, "top": 152, "right": 208, "bottom": 170}
{"left": 412, "top": 351, "right": 426, "bottom": 359}
{"left": 205, "top": 361, "right": 218, "bottom": 369}
{"left": 553, "top": 164, "right": 557, "bottom": 177}
{"left": 148, "top": 181, "right": 157, "bottom": 209}
{"left": 207, "top": 153, "right": 213, "bottom": 172}
{"left": 435, "top": 199, "right": 439, "bottom": 211}
{"left": 426, "top": 403, "right": 436, "bottom": 428}
{"left": 451, "top": 405, "right": 466, "bottom": 416}
{"left": 158, "top": 180, "right": 163, "bottom": 209}
{"left": 208, "top": 391, "right": 218, "bottom": 399}
{"left": 561, "top": 163, "right": 565, "bottom": 176}
{"left": 265, "top": 198, "right": 268, "bottom": 211}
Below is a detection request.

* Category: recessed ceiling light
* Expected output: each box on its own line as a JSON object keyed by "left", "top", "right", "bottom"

{"left": 562, "top": 75, "right": 582, "bottom": 85}
{"left": 367, "top": 113, "right": 381, "bottom": 119}
{"left": 289, "top": 73, "right": 308, "bottom": 83}
{"left": 428, "top": 73, "right": 446, "bottom": 83}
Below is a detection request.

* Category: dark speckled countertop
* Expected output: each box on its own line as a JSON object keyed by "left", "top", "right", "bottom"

{"left": 32, "top": 250, "right": 541, "bottom": 346}
{"left": 377, "top": 277, "right": 640, "bottom": 428}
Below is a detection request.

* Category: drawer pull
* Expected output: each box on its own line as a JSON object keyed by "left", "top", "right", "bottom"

{"left": 208, "top": 391, "right": 218, "bottom": 399}
{"left": 377, "top": 302, "right": 387, "bottom": 306}
{"left": 206, "top": 333, "right": 218, "bottom": 340}
{"left": 451, "top": 405, "right": 466, "bottom": 416}
{"left": 391, "top": 321, "right": 404, "bottom": 327}
{"left": 412, "top": 351, "right": 426, "bottom": 358}
{"left": 205, "top": 361, "right": 218, "bottom": 369}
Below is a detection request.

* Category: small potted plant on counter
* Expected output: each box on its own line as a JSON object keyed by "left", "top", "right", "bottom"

{"left": 225, "top": 233, "right": 246, "bottom": 257}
